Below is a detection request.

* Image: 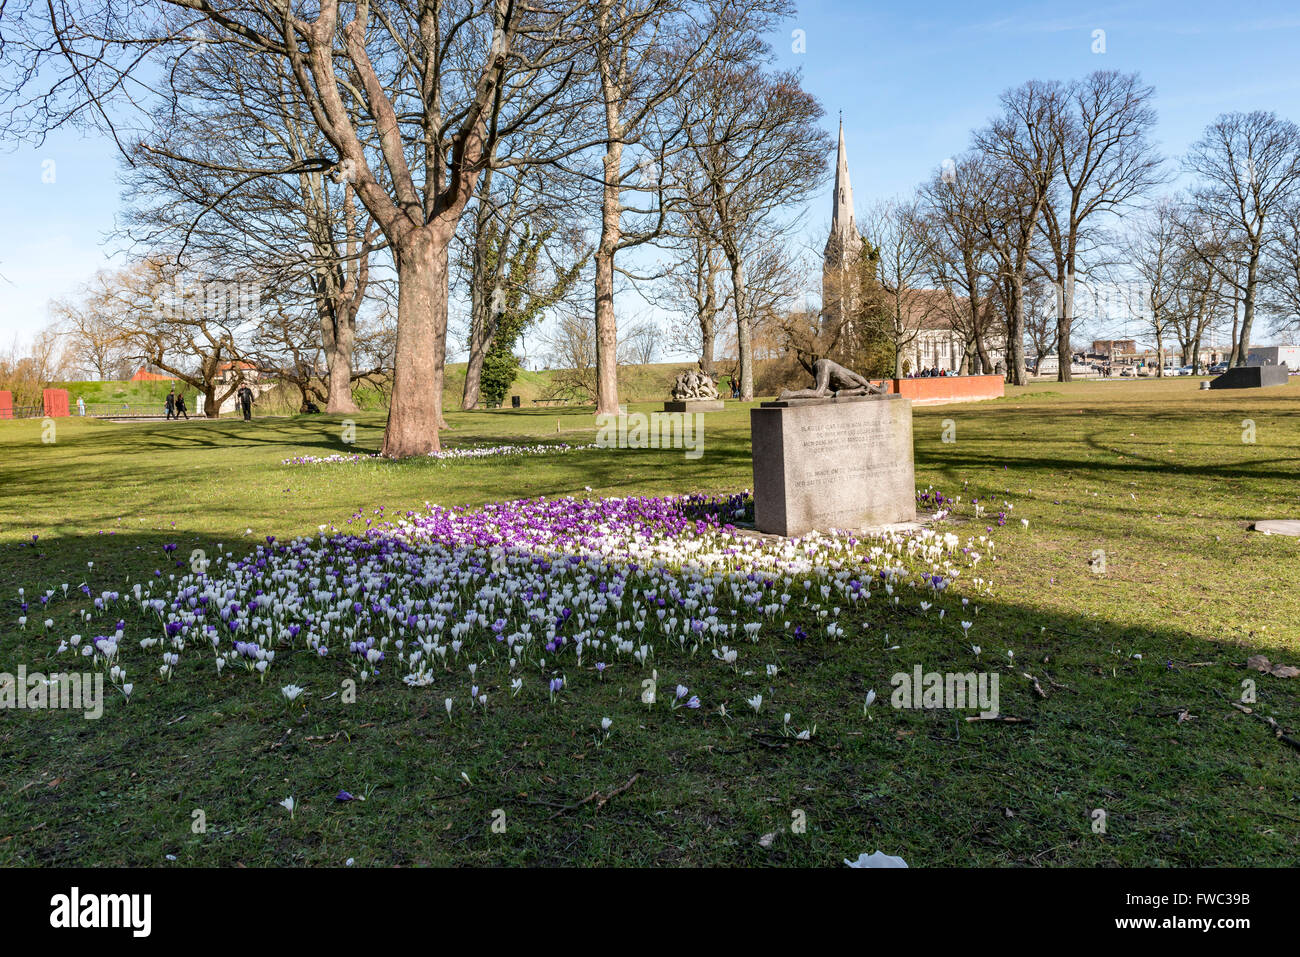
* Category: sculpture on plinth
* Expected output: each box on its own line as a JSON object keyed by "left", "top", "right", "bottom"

{"left": 778, "top": 358, "right": 886, "bottom": 400}
{"left": 671, "top": 369, "right": 721, "bottom": 402}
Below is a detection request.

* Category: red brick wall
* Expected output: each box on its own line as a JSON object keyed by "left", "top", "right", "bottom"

{"left": 0, "top": 390, "right": 11, "bottom": 419}
{"left": 885, "top": 375, "right": 1004, "bottom": 405}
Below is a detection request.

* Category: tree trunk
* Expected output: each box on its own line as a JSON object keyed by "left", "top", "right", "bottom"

{"left": 959, "top": 339, "right": 975, "bottom": 375}
{"left": 726, "top": 255, "right": 754, "bottom": 401}
{"left": 700, "top": 321, "right": 715, "bottom": 376}
{"left": 462, "top": 252, "right": 489, "bottom": 411}
{"left": 323, "top": 307, "right": 359, "bottom": 414}
{"left": 1057, "top": 273, "right": 1074, "bottom": 382}
{"left": 1228, "top": 294, "right": 1241, "bottom": 367}
{"left": 1007, "top": 278, "right": 1027, "bottom": 385}
{"left": 433, "top": 265, "right": 451, "bottom": 430}
{"left": 461, "top": 193, "right": 494, "bottom": 412}
{"left": 1237, "top": 258, "right": 1259, "bottom": 366}
{"left": 204, "top": 384, "right": 219, "bottom": 418}
{"left": 462, "top": 338, "right": 487, "bottom": 411}
{"left": 593, "top": 140, "right": 622, "bottom": 415}
{"left": 382, "top": 233, "right": 449, "bottom": 458}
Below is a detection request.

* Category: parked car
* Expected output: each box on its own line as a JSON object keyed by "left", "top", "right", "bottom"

{"left": 1176, "top": 365, "right": 1195, "bottom": 376}
{"left": 1209, "top": 362, "right": 1228, "bottom": 374}
{"left": 1119, "top": 367, "right": 1134, "bottom": 377}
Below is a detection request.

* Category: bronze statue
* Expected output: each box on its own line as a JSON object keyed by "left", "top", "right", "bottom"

{"left": 779, "top": 358, "right": 886, "bottom": 400}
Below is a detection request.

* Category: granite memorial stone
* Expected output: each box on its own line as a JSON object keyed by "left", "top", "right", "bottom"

{"left": 751, "top": 390, "right": 915, "bottom": 537}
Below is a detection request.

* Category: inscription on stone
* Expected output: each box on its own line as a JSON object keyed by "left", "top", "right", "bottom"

{"left": 750, "top": 395, "right": 915, "bottom": 537}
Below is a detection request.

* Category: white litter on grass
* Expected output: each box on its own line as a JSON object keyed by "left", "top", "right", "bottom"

{"left": 845, "top": 850, "right": 908, "bottom": 868}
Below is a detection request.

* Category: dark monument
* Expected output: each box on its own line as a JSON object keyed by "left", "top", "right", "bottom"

{"left": 778, "top": 358, "right": 887, "bottom": 401}
{"left": 1209, "top": 364, "right": 1290, "bottom": 389}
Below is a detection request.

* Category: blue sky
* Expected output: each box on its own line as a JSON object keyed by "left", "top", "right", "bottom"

{"left": 2, "top": 0, "right": 1300, "bottom": 348}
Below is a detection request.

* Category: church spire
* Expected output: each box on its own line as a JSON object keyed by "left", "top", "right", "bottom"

{"left": 821, "top": 118, "right": 863, "bottom": 265}
{"left": 823, "top": 116, "right": 864, "bottom": 322}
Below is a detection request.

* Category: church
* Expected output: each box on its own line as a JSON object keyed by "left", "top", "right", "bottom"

{"left": 821, "top": 122, "right": 1004, "bottom": 376}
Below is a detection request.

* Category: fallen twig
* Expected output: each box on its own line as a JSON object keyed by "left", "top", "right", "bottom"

{"left": 1230, "top": 702, "right": 1300, "bottom": 753}
{"left": 964, "top": 714, "right": 1033, "bottom": 725}
{"left": 548, "top": 772, "right": 642, "bottom": 819}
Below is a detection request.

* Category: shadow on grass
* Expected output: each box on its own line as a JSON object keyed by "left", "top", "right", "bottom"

{"left": 0, "top": 523, "right": 1298, "bottom": 867}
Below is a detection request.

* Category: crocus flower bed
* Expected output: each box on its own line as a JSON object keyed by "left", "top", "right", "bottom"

{"left": 282, "top": 443, "right": 596, "bottom": 466}
{"left": 20, "top": 490, "right": 1005, "bottom": 717}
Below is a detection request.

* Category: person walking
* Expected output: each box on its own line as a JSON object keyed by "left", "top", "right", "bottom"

{"left": 175, "top": 392, "right": 189, "bottom": 420}
{"left": 76, "top": 396, "right": 85, "bottom": 417}
{"left": 165, "top": 389, "right": 176, "bottom": 420}
{"left": 237, "top": 384, "right": 254, "bottom": 421}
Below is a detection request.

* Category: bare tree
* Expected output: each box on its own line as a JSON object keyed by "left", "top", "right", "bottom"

{"left": 48, "top": 272, "right": 133, "bottom": 379}
{"left": 618, "top": 317, "right": 660, "bottom": 366}
{"left": 585, "top": 0, "right": 792, "bottom": 415}
{"left": 654, "top": 206, "right": 732, "bottom": 374}
{"left": 114, "top": 258, "right": 258, "bottom": 416}
{"left": 863, "top": 198, "right": 939, "bottom": 377}
{"left": 1036, "top": 70, "right": 1164, "bottom": 381}
{"left": 0, "top": 326, "right": 74, "bottom": 409}
{"left": 3, "top": 1, "right": 611, "bottom": 456}
{"left": 920, "top": 155, "right": 997, "bottom": 374}
{"left": 1264, "top": 200, "right": 1300, "bottom": 334}
{"left": 546, "top": 306, "right": 598, "bottom": 402}
{"left": 1021, "top": 278, "right": 1059, "bottom": 372}
{"left": 1126, "top": 198, "right": 1185, "bottom": 376}
{"left": 1184, "top": 111, "right": 1300, "bottom": 365}
{"left": 971, "top": 80, "right": 1064, "bottom": 384}
{"left": 119, "top": 35, "right": 388, "bottom": 415}
{"left": 677, "top": 64, "right": 830, "bottom": 400}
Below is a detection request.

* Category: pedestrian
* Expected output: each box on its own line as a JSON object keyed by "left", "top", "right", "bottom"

{"left": 165, "top": 389, "right": 176, "bottom": 420}
{"left": 76, "top": 396, "right": 85, "bottom": 417}
{"left": 237, "top": 384, "right": 254, "bottom": 421}
{"left": 175, "top": 392, "right": 189, "bottom": 420}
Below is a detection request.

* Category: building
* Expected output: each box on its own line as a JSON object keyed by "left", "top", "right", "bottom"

{"left": 215, "top": 360, "right": 263, "bottom": 384}
{"left": 1092, "top": 339, "right": 1137, "bottom": 357}
{"left": 822, "top": 125, "right": 1003, "bottom": 376}
{"left": 904, "top": 293, "right": 1006, "bottom": 375}
{"left": 130, "top": 365, "right": 173, "bottom": 382}
{"left": 1246, "top": 345, "right": 1300, "bottom": 370}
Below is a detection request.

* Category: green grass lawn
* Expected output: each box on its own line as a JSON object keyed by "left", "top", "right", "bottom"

{"left": 1, "top": 377, "right": 1298, "bottom": 866}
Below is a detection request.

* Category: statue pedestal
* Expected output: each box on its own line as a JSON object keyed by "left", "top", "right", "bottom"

{"left": 750, "top": 394, "right": 915, "bottom": 537}
{"left": 663, "top": 399, "right": 725, "bottom": 412}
